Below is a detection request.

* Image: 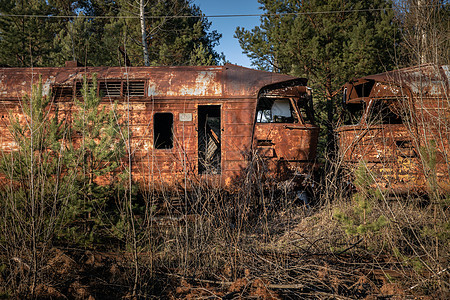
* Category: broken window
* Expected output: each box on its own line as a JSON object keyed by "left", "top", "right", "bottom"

{"left": 154, "top": 113, "right": 173, "bottom": 149}
{"left": 198, "top": 105, "right": 221, "bottom": 174}
{"left": 355, "top": 81, "right": 374, "bottom": 98}
{"left": 367, "top": 100, "right": 403, "bottom": 125}
{"left": 256, "top": 98, "right": 296, "bottom": 123}
{"left": 342, "top": 102, "right": 365, "bottom": 125}
{"left": 297, "top": 99, "right": 314, "bottom": 124}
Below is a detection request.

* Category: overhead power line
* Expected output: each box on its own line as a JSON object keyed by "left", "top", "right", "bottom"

{"left": 0, "top": 5, "right": 443, "bottom": 20}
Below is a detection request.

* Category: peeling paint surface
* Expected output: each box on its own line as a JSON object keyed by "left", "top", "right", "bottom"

{"left": 0, "top": 64, "right": 318, "bottom": 190}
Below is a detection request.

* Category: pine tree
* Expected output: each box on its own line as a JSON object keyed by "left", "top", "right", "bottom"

{"left": 0, "top": 79, "right": 77, "bottom": 295}
{"left": 0, "top": 78, "right": 75, "bottom": 206}
{"left": 50, "top": 0, "right": 121, "bottom": 66}
{"left": 334, "top": 162, "right": 388, "bottom": 244}
{"left": 1, "top": 0, "right": 222, "bottom": 66}
{"left": 105, "top": 0, "right": 223, "bottom": 66}
{"left": 0, "top": 0, "right": 61, "bottom": 66}
{"left": 64, "top": 75, "right": 126, "bottom": 243}
{"left": 51, "top": 13, "right": 98, "bottom": 66}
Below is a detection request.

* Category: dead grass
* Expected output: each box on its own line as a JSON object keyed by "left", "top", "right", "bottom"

{"left": 1, "top": 186, "right": 448, "bottom": 299}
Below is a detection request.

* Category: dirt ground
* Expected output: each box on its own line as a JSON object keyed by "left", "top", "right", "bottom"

{"left": 3, "top": 245, "right": 446, "bottom": 299}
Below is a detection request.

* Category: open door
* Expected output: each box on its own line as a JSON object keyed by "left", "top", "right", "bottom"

{"left": 198, "top": 105, "right": 221, "bottom": 174}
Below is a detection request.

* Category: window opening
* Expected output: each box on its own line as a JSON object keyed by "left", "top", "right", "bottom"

{"left": 154, "top": 113, "right": 173, "bottom": 149}
{"left": 256, "top": 98, "right": 296, "bottom": 123}
{"left": 198, "top": 105, "right": 221, "bottom": 174}
{"left": 367, "top": 100, "right": 403, "bottom": 125}
{"left": 297, "top": 98, "right": 314, "bottom": 124}
{"left": 355, "top": 81, "right": 375, "bottom": 98}
{"left": 342, "top": 102, "right": 365, "bottom": 125}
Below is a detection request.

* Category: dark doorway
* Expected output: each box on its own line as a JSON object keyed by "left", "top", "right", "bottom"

{"left": 198, "top": 105, "right": 221, "bottom": 174}
{"left": 154, "top": 112, "right": 173, "bottom": 149}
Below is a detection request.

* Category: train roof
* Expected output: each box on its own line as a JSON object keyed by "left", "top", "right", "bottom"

{"left": 343, "top": 64, "right": 449, "bottom": 104}
{"left": 0, "top": 63, "right": 307, "bottom": 100}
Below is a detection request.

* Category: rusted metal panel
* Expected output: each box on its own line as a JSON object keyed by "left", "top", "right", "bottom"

{"left": 254, "top": 124, "right": 318, "bottom": 161}
{"left": 0, "top": 63, "right": 318, "bottom": 190}
{"left": 337, "top": 64, "right": 450, "bottom": 193}
{"left": 0, "top": 65, "right": 299, "bottom": 100}
{"left": 253, "top": 80, "right": 319, "bottom": 184}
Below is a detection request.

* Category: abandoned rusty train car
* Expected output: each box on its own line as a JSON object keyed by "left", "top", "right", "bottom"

{"left": 0, "top": 63, "right": 319, "bottom": 189}
{"left": 337, "top": 64, "right": 450, "bottom": 193}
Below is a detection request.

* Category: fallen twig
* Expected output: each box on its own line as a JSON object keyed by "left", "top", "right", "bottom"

{"left": 335, "top": 238, "right": 363, "bottom": 255}
{"left": 409, "top": 267, "right": 449, "bottom": 290}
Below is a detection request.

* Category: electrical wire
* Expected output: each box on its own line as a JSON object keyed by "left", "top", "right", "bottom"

{"left": 0, "top": 4, "right": 444, "bottom": 19}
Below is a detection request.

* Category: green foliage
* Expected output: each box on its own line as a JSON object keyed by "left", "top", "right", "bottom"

{"left": 61, "top": 75, "right": 126, "bottom": 245}
{"left": 421, "top": 222, "right": 450, "bottom": 242}
{"left": 109, "top": 0, "right": 222, "bottom": 66}
{"left": 334, "top": 162, "right": 388, "bottom": 236}
{"left": 51, "top": 13, "right": 99, "bottom": 67}
{"left": 189, "top": 43, "right": 218, "bottom": 66}
{"left": 0, "top": 75, "right": 126, "bottom": 248}
{"left": 236, "top": 0, "right": 398, "bottom": 77}
{"left": 420, "top": 140, "right": 437, "bottom": 172}
{"left": 50, "top": 0, "right": 123, "bottom": 66}
{"left": 0, "top": 78, "right": 76, "bottom": 201}
{"left": 0, "top": 0, "right": 222, "bottom": 67}
{"left": 72, "top": 75, "right": 125, "bottom": 187}
{"left": 0, "top": 79, "right": 77, "bottom": 275}
{"left": 0, "top": 0, "right": 61, "bottom": 66}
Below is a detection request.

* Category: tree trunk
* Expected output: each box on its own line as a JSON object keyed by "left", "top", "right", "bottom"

{"left": 140, "top": 0, "right": 150, "bottom": 66}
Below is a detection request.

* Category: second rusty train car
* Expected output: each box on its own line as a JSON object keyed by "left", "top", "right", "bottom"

{"left": 0, "top": 62, "right": 319, "bottom": 190}
{"left": 337, "top": 64, "right": 450, "bottom": 194}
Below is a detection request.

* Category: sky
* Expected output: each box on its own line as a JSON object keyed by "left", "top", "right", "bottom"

{"left": 194, "top": 0, "right": 262, "bottom": 68}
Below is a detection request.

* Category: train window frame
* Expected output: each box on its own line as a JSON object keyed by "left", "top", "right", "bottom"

{"left": 256, "top": 97, "right": 297, "bottom": 123}
{"left": 154, "top": 112, "right": 174, "bottom": 150}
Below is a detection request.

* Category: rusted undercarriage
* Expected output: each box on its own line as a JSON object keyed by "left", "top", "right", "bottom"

{"left": 337, "top": 64, "right": 450, "bottom": 194}
{"left": 0, "top": 63, "right": 319, "bottom": 190}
